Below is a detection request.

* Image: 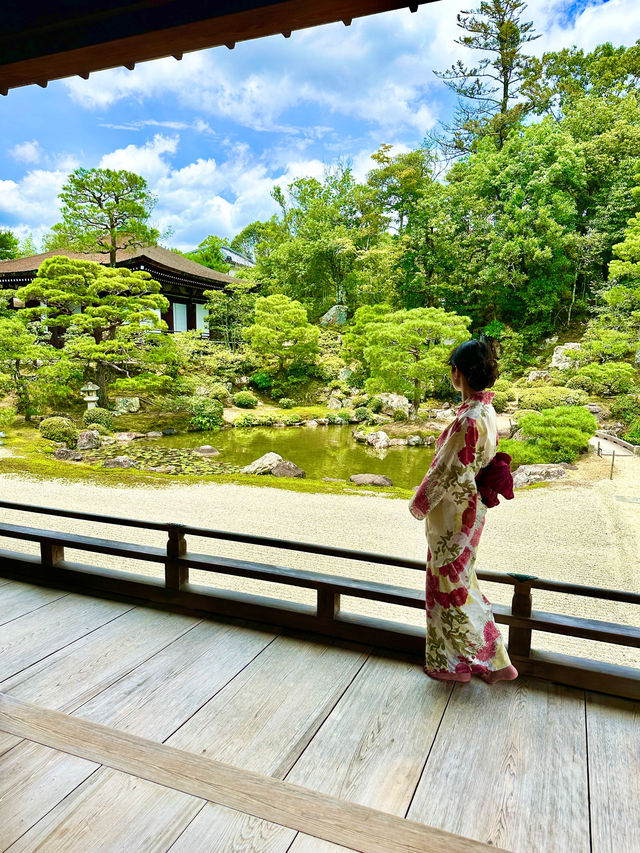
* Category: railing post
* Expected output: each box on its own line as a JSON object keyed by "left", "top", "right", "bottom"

{"left": 507, "top": 573, "right": 536, "bottom": 659}
{"left": 165, "top": 524, "right": 188, "bottom": 591}
{"left": 40, "top": 541, "right": 64, "bottom": 567}
{"left": 317, "top": 588, "right": 340, "bottom": 623}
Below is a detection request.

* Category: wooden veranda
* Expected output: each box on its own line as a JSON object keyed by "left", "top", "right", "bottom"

{"left": 0, "top": 501, "right": 638, "bottom": 852}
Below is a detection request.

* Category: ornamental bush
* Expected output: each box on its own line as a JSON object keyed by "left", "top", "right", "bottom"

{"left": 186, "top": 397, "right": 223, "bottom": 431}
{"left": 86, "top": 422, "right": 110, "bottom": 436}
{"left": 367, "top": 396, "right": 383, "bottom": 413}
{"left": 609, "top": 394, "right": 640, "bottom": 426}
{"left": 623, "top": 419, "right": 640, "bottom": 445}
{"left": 492, "top": 391, "right": 509, "bottom": 413}
{"left": 350, "top": 395, "right": 368, "bottom": 409}
{"left": 516, "top": 406, "right": 597, "bottom": 463}
{"left": 40, "top": 417, "right": 79, "bottom": 447}
{"left": 233, "top": 391, "right": 258, "bottom": 409}
{"left": 336, "top": 408, "right": 352, "bottom": 422}
{"left": 209, "top": 383, "right": 232, "bottom": 402}
{"left": 393, "top": 409, "right": 408, "bottom": 421}
{"left": 82, "top": 407, "right": 113, "bottom": 430}
{"left": 518, "top": 386, "right": 588, "bottom": 411}
{"left": 326, "top": 412, "right": 341, "bottom": 424}
{"left": 573, "top": 362, "right": 637, "bottom": 396}
{"left": 278, "top": 398, "right": 296, "bottom": 409}
{"left": 492, "top": 378, "right": 516, "bottom": 400}
{"left": 354, "top": 406, "right": 369, "bottom": 422}
{"left": 250, "top": 370, "right": 272, "bottom": 390}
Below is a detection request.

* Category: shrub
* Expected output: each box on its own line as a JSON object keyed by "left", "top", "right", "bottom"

{"left": 251, "top": 370, "right": 272, "bottom": 390}
{"left": 0, "top": 406, "right": 17, "bottom": 430}
{"left": 573, "top": 362, "right": 637, "bottom": 396}
{"left": 565, "top": 374, "right": 594, "bottom": 392}
{"left": 367, "top": 396, "right": 383, "bottom": 413}
{"left": 186, "top": 397, "right": 224, "bottom": 431}
{"left": 492, "top": 391, "right": 509, "bottom": 413}
{"left": 40, "top": 417, "right": 79, "bottom": 447}
{"left": 209, "top": 383, "right": 232, "bottom": 402}
{"left": 234, "top": 413, "right": 260, "bottom": 428}
{"left": 492, "top": 379, "right": 516, "bottom": 400}
{"left": 497, "top": 438, "right": 549, "bottom": 467}
{"left": 354, "top": 406, "right": 369, "bottom": 422}
{"left": 393, "top": 409, "right": 408, "bottom": 421}
{"left": 86, "top": 422, "right": 110, "bottom": 436}
{"left": 351, "top": 395, "right": 368, "bottom": 408}
{"left": 233, "top": 391, "right": 258, "bottom": 409}
{"left": 516, "top": 406, "right": 597, "bottom": 463}
{"left": 82, "top": 407, "right": 113, "bottom": 430}
{"left": 336, "top": 408, "right": 352, "bottom": 422}
{"left": 278, "top": 398, "right": 296, "bottom": 409}
{"left": 518, "top": 387, "right": 588, "bottom": 411}
{"left": 623, "top": 419, "right": 640, "bottom": 445}
{"left": 326, "top": 412, "right": 341, "bottom": 424}
{"left": 609, "top": 394, "right": 640, "bottom": 426}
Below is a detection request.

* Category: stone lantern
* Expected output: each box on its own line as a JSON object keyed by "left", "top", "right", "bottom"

{"left": 81, "top": 382, "right": 100, "bottom": 410}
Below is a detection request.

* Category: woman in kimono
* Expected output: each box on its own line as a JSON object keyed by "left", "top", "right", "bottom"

{"left": 409, "top": 338, "right": 518, "bottom": 684}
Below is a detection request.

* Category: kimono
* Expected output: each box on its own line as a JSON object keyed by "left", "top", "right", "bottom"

{"left": 409, "top": 391, "right": 518, "bottom": 683}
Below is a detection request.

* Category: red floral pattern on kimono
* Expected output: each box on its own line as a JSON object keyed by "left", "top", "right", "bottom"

{"left": 409, "top": 391, "right": 514, "bottom": 679}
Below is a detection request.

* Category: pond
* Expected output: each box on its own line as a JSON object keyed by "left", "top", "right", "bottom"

{"left": 157, "top": 425, "right": 435, "bottom": 490}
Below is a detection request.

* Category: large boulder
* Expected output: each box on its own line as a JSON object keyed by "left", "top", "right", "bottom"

{"left": 76, "top": 429, "right": 100, "bottom": 450}
{"left": 327, "top": 397, "right": 343, "bottom": 410}
{"left": 338, "top": 366, "right": 353, "bottom": 381}
{"left": 114, "top": 431, "right": 146, "bottom": 442}
{"left": 365, "top": 430, "right": 390, "bottom": 449}
{"left": 320, "top": 305, "right": 348, "bottom": 326}
{"left": 114, "top": 396, "right": 140, "bottom": 415}
{"left": 423, "top": 435, "right": 436, "bottom": 446}
{"left": 349, "top": 473, "right": 393, "bottom": 487}
{"left": 192, "top": 445, "right": 220, "bottom": 456}
{"left": 378, "top": 393, "right": 411, "bottom": 418}
{"left": 527, "top": 370, "right": 550, "bottom": 383}
{"left": 512, "top": 464, "right": 568, "bottom": 488}
{"left": 53, "top": 448, "right": 83, "bottom": 461}
{"left": 241, "top": 452, "right": 283, "bottom": 475}
{"left": 305, "top": 420, "right": 318, "bottom": 429}
{"left": 406, "top": 434, "right": 423, "bottom": 446}
{"left": 102, "top": 456, "right": 137, "bottom": 469}
{"left": 549, "top": 343, "right": 581, "bottom": 370}
{"left": 271, "top": 460, "right": 306, "bottom": 478}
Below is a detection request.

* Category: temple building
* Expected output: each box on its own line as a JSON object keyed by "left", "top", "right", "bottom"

{"left": 0, "top": 245, "right": 247, "bottom": 335}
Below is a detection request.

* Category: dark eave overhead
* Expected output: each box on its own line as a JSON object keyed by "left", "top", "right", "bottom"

{"left": 0, "top": 0, "right": 438, "bottom": 95}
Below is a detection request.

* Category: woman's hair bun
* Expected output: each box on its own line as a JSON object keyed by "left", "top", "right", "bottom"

{"left": 448, "top": 336, "right": 499, "bottom": 391}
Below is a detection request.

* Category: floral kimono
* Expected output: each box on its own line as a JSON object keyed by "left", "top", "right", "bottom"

{"left": 409, "top": 391, "right": 518, "bottom": 683}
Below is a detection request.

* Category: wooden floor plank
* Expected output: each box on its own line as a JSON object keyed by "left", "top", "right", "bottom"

{"left": 6, "top": 764, "right": 205, "bottom": 853}
{"left": 0, "top": 740, "right": 99, "bottom": 849}
{"left": 167, "top": 803, "right": 296, "bottom": 853}
{"left": 290, "top": 838, "right": 357, "bottom": 853}
{"left": 587, "top": 692, "right": 640, "bottom": 853}
{"left": 75, "top": 619, "right": 278, "bottom": 741}
{"left": 0, "top": 693, "right": 500, "bottom": 853}
{"left": 0, "top": 580, "right": 68, "bottom": 626}
{"left": 407, "top": 678, "right": 589, "bottom": 853}
{"left": 1, "top": 606, "right": 200, "bottom": 711}
{"left": 0, "top": 593, "right": 131, "bottom": 682}
{"left": 166, "top": 634, "right": 370, "bottom": 777}
{"left": 287, "top": 655, "right": 451, "bottom": 811}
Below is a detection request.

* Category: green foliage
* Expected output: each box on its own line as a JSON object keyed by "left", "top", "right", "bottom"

{"left": 243, "top": 294, "right": 319, "bottom": 375}
{"left": 623, "top": 419, "right": 640, "bottom": 445}
{"left": 204, "top": 280, "right": 256, "bottom": 351}
{"left": 518, "top": 386, "right": 589, "bottom": 410}
{"left": 393, "top": 409, "right": 408, "bottom": 421}
{"left": 82, "top": 407, "right": 114, "bottom": 430}
{"left": 367, "top": 396, "right": 383, "bottom": 413}
{"left": 492, "top": 378, "right": 516, "bottom": 400}
{"left": 497, "top": 438, "right": 549, "bottom": 467}
{"left": 517, "top": 405, "right": 597, "bottom": 463}
{"left": 86, "top": 422, "right": 110, "bottom": 436}
{"left": 336, "top": 408, "right": 352, "bottom": 421}
{"left": 232, "top": 391, "right": 258, "bottom": 408}
{"left": 0, "top": 229, "right": 20, "bottom": 260}
{"left": 492, "top": 391, "right": 509, "bottom": 413}
{"left": 208, "top": 383, "right": 231, "bottom": 402}
{"left": 44, "top": 167, "right": 159, "bottom": 265}
{"left": 251, "top": 371, "right": 272, "bottom": 390}
{"left": 325, "top": 412, "right": 341, "bottom": 424}
{"left": 574, "top": 362, "right": 637, "bottom": 396}
{"left": 0, "top": 406, "right": 16, "bottom": 429}
{"left": 184, "top": 235, "right": 231, "bottom": 273}
{"left": 609, "top": 394, "right": 640, "bottom": 426}
{"left": 186, "top": 397, "right": 223, "bottom": 431}
{"left": 40, "top": 417, "right": 79, "bottom": 447}
{"left": 278, "top": 398, "right": 296, "bottom": 409}
{"left": 354, "top": 406, "right": 369, "bottom": 422}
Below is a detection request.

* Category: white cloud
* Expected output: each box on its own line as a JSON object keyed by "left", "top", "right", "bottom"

{"left": 9, "top": 140, "right": 44, "bottom": 164}
{"left": 0, "top": 168, "right": 67, "bottom": 225}
{"left": 99, "top": 133, "right": 178, "bottom": 183}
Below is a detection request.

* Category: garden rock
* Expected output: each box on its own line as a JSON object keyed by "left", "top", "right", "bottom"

{"left": 316, "top": 418, "right": 329, "bottom": 425}
{"left": 114, "top": 431, "right": 146, "bottom": 442}
{"left": 512, "top": 464, "right": 567, "bottom": 488}
{"left": 77, "top": 430, "right": 100, "bottom": 450}
{"left": 241, "top": 452, "right": 283, "bottom": 475}
{"left": 162, "top": 428, "right": 177, "bottom": 436}
{"left": 146, "top": 431, "right": 163, "bottom": 438}
{"left": 327, "top": 397, "right": 343, "bottom": 410}
{"left": 101, "top": 437, "right": 116, "bottom": 445}
{"left": 349, "top": 473, "right": 393, "bottom": 487}
{"left": 365, "top": 430, "right": 390, "bottom": 449}
{"left": 272, "top": 460, "right": 306, "bottom": 478}
{"left": 550, "top": 343, "right": 581, "bottom": 370}
{"left": 353, "top": 430, "right": 367, "bottom": 443}
{"left": 192, "top": 445, "right": 220, "bottom": 456}
{"left": 434, "top": 409, "right": 456, "bottom": 420}
{"left": 114, "top": 397, "right": 140, "bottom": 414}
{"left": 235, "top": 376, "right": 251, "bottom": 387}
{"left": 323, "top": 477, "right": 345, "bottom": 482}
{"left": 390, "top": 438, "right": 408, "bottom": 446}
{"left": 53, "top": 448, "right": 83, "bottom": 461}
{"left": 320, "top": 305, "right": 348, "bottom": 326}
{"left": 338, "top": 366, "right": 353, "bottom": 381}
{"left": 406, "top": 434, "right": 423, "bottom": 446}
{"left": 102, "top": 456, "right": 136, "bottom": 469}
{"left": 378, "top": 393, "right": 410, "bottom": 418}
{"left": 527, "top": 370, "right": 550, "bottom": 383}
{"left": 305, "top": 420, "right": 318, "bottom": 428}
{"left": 423, "top": 435, "right": 436, "bottom": 446}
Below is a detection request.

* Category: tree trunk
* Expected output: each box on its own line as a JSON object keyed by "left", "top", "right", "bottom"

{"left": 96, "top": 363, "right": 108, "bottom": 407}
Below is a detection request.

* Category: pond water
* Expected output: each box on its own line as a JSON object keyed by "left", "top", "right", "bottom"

{"left": 158, "top": 425, "right": 435, "bottom": 490}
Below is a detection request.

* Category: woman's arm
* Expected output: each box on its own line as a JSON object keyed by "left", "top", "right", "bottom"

{"left": 409, "top": 415, "right": 478, "bottom": 520}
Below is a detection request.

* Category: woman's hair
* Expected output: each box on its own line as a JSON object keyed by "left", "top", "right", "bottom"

{"left": 448, "top": 336, "right": 499, "bottom": 391}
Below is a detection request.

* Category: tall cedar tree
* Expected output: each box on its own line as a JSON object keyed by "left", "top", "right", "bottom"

{"left": 433, "top": 0, "right": 539, "bottom": 156}
{"left": 45, "top": 168, "right": 159, "bottom": 266}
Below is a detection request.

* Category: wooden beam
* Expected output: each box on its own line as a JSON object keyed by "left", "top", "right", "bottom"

{"left": 0, "top": 692, "right": 501, "bottom": 853}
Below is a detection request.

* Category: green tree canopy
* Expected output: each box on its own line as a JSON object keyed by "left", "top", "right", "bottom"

{"left": 204, "top": 279, "right": 256, "bottom": 351}
{"left": 0, "top": 229, "right": 20, "bottom": 261}
{"left": 243, "top": 294, "right": 319, "bottom": 375}
{"left": 184, "top": 235, "right": 231, "bottom": 273}
{"left": 44, "top": 168, "right": 160, "bottom": 266}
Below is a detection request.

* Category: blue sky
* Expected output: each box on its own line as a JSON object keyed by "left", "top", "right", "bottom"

{"left": 0, "top": 0, "right": 637, "bottom": 251}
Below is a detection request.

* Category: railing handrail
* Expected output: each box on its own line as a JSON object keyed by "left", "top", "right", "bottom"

{"left": 1, "top": 499, "right": 639, "bottom": 606}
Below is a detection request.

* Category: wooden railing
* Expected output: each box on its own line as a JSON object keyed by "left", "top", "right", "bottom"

{"left": 0, "top": 499, "right": 638, "bottom": 699}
